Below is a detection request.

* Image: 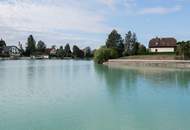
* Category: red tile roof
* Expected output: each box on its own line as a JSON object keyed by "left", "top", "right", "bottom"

{"left": 149, "top": 37, "right": 177, "bottom": 48}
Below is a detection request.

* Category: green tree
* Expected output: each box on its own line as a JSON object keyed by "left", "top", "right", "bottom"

{"left": 131, "top": 41, "right": 140, "bottom": 55}
{"left": 176, "top": 41, "right": 190, "bottom": 59}
{"left": 138, "top": 44, "right": 147, "bottom": 54}
{"left": 94, "top": 48, "right": 118, "bottom": 64}
{"left": 37, "top": 40, "right": 46, "bottom": 52}
{"left": 83, "top": 46, "right": 92, "bottom": 58}
{"left": 0, "top": 39, "right": 6, "bottom": 54}
{"left": 57, "top": 46, "right": 65, "bottom": 58}
{"left": 0, "top": 38, "right": 6, "bottom": 48}
{"left": 106, "top": 29, "right": 124, "bottom": 57}
{"left": 18, "top": 42, "right": 24, "bottom": 56}
{"left": 73, "top": 45, "right": 84, "bottom": 58}
{"left": 123, "top": 31, "right": 132, "bottom": 56}
{"left": 64, "top": 44, "right": 72, "bottom": 57}
{"left": 123, "top": 31, "right": 139, "bottom": 56}
{"left": 25, "top": 35, "right": 36, "bottom": 56}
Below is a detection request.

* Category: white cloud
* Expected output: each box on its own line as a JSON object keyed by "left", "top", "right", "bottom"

{"left": 138, "top": 5, "right": 182, "bottom": 15}
{"left": 0, "top": 0, "right": 110, "bottom": 33}
{"left": 98, "top": 0, "right": 115, "bottom": 8}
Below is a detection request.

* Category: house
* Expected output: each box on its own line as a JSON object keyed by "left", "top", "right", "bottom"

{"left": 149, "top": 37, "right": 177, "bottom": 53}
{"left": 2, "top": 46, "right": 21, "bottom": 57}
{"left": 31, "top": 55, "right": 49, "bottom": 59}
{"left": 50, "top": 48, "right": 57, "bottom": 55}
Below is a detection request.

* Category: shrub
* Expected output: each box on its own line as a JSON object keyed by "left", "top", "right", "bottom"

{"left": 138, "top": 44, "right": 147, "bottom": 55}
{"left": 94, "top": 48, "right": 118, "bottom": 64}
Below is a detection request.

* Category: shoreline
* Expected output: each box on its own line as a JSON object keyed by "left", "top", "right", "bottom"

{"left": 0, "top": 57, "right": 92, "bottom": 61}
{"left": 104, "top": 59, "right": 190, "bottom": 69}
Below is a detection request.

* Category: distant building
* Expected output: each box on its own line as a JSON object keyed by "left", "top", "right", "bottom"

{"left": 2, "top": 46, "right": 21, "bottom": 57}
{"left": 50, "top": 48, "right": 57, "bottom": 55}
{"left": 149, "top": 37, "right": 177, "bottom": 53}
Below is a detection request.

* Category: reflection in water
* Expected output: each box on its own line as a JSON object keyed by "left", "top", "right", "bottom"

{"left": 0, "top": 60, "right": 190, "bottom": 130}
{"left": 95, "top": 64, "right": 190, "bottom": 91}
{"left": 134, "top": 67, "right": 190, "bottom": 89}
{"left": 94, "top": 64, "right": 138, "bottom": 95}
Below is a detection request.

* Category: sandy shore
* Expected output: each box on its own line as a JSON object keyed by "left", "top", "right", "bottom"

{"left": 104, "top": 59, "right": 190, "bottom": 69}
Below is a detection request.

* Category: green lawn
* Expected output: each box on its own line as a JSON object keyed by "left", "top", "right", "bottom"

{"left": 120, "top": 53, "right": 176, "bottom": 60}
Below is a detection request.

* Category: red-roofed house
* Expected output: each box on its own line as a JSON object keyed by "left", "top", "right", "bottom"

{"left": 149, "top": 37, "right": 177, "bottom": 53}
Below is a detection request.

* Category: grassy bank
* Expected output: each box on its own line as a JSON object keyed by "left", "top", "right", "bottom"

{"left": 120, "top": 53, "right": 176, "bottom": 60}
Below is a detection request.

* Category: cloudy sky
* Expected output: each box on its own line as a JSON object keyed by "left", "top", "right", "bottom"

{"left": 0, "top": 0, "right": 189, "bottom": 48}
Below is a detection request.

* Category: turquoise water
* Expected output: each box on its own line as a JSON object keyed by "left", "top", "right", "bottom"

{"left": 0, "top": 60, "right": 190, "bottom": 130}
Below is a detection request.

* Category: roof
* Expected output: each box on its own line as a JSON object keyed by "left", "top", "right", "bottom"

{"left": 149, "top": 37, "right": 177, "bottom": 48}
{"left": 3, "top": 46, "right": 20, "bottom": 52}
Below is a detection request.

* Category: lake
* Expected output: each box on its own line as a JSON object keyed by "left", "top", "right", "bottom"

{"left": 0, "top": 60, "right": 190, "bottom": 130}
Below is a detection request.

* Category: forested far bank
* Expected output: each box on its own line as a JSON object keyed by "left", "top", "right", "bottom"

{"left": 0, "top": 30, "right": 190, "bottom": 62}
{"left": 0, "top": 35, "right": 94, "bottom": 59}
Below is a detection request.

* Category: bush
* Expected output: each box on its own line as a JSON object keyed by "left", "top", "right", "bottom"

{"left": 94, "top": 48, "right": 118, "bottom": 64}
{"left": 138, "top": 44, "right": 147, "bottom": 55}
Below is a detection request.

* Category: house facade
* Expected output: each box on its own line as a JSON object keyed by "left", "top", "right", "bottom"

{"left": 149, "top": 37, "right": 177, "bottom": 53}
{"left": 2, "top": 46, "right": 21, "bottom": 56}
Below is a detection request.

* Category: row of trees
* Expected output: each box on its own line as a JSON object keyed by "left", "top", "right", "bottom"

{"left": 18, "top": 35, "right": 93, "bottom": 58}
{"left": 55, "top": 44, "right": 92, "bottom": 58}
{"left": 105, "top": 30, "right": 147, "bottom": 57}
{"left": 94, "top": 29, "right": 147, "bottom": 64}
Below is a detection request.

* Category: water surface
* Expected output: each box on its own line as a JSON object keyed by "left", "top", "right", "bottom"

{"left": 0, "top": 60, "right": 190, "bottom": 130}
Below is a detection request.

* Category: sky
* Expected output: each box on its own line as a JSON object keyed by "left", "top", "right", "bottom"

{"left": 0, "top": 0, "right": 189, "bottom": 49}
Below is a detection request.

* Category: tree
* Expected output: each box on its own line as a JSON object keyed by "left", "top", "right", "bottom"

{"left": 25, "top": 35, "right": 36, "bottom": 56}
{"left": 51, "top": 45, "right": 56, "bottom": 49}
{"left": 124, "top": 31, "right": 132, "bottom": 55}
{"left": 94, "top": 48, "right": 118, "bottom": 64}
{"left": 0, "top": 39, "right": 6, "bottom": 48}
{"left": 64, "top": 44, "right": 72, "bottom": 57}
{"left": 176, "top": 41, "right": 190, "bottom": 59}
{"left": 131, "top": 33, "right": 137, "bottom": 45}
{"left": 116, "top": 40, "right": 124, "bottom": 57}
{"left": 83, "top": 46, "right": 92, "bottom": 58}
{"left": 18, "top": 42, "right": 24, "bottom": 56}
{"left": 37, "top": 40, "right": 46, "bottom": 52}
{"left": 131, "top": 41, "right": 140, "bottom": 55}
{"left": 138, "top": 44, "right": 147, "bottom": 54}
{"left": 57, "top": 46, "right": 65, "bottom": 58}
{"left": 106, "top": 29, "right": 124, "bottom": 57}
{"left": 123, "top": 31, "right": 138, "bottom": 56}
{"left": 0, "top": 39, "right": 6, "bottom": 54}
{"left": 73, "top": 45, "right": 84, "bottom": 58}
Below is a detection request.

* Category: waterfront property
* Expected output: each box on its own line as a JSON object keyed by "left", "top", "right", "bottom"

{"left": 31, "top": 55, "right": 49, "bottom": 59}
{"left": 2, "top": 46, "right": 21, "bottom": 57}
{"left": 149, "top": 37, "right": 177, "bottom": 53}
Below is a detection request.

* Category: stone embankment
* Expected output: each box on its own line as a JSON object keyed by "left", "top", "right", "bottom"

{"left": 104, "top": 59, "right": 190, "bottom": 69}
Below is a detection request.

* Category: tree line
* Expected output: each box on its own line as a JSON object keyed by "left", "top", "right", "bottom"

{"left": 94, "top": 29, "right": 147, "bottom": 63}
{"left": 0, "top": 35, "right": 93, "bottom": 59}
{"left": 1, "top": 30, "right": 190, "bottom": 62}
{"left": 94, "top": 29, "right": 190, "bottom": 64}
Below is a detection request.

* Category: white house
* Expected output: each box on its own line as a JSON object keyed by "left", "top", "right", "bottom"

{"left": 149, "top": 37, "right": 177, "bottom": 53}
{"left": 2, "top": 46, "right": 21, "bottom": 56}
